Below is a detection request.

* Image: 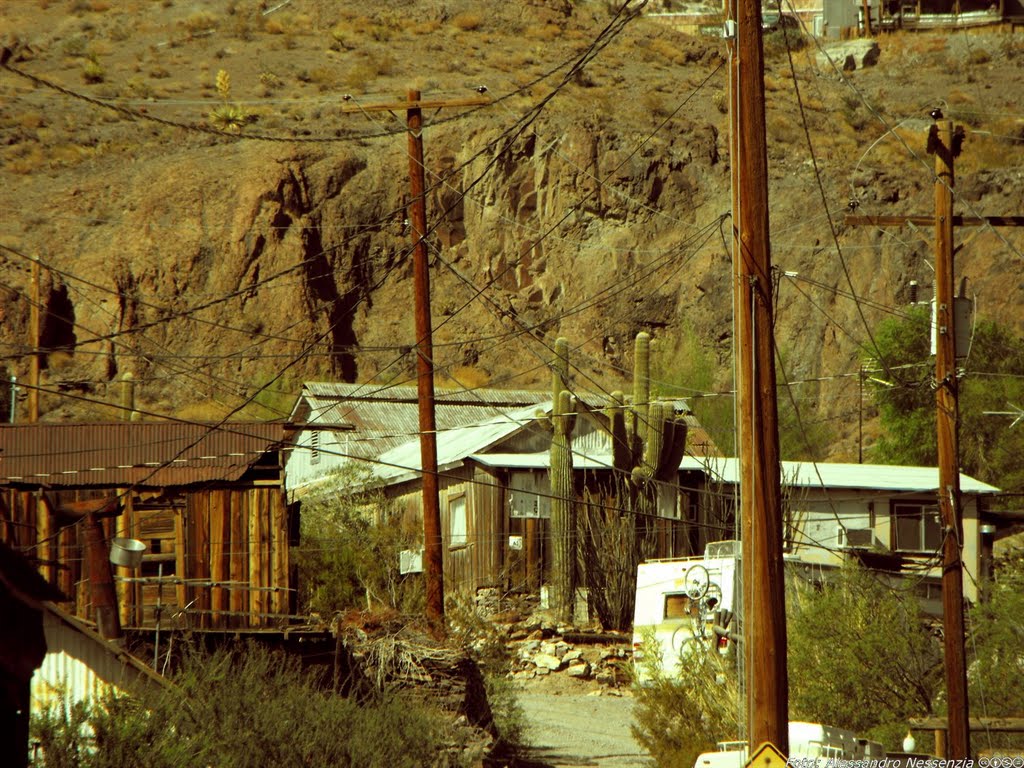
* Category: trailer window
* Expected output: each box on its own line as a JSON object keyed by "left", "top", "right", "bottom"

{"left": 664, "top": 592, "right": 696, "bottom": 620}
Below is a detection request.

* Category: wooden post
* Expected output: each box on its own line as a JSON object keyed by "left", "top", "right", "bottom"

{"left": 727, "top": 0, "right": 789, "bottom": 751}
{"left": 174, "top": 509, "right": 187, "bottom": 622}
{"left": 271, "top": 489, "right": 289, "bottom": 617}
{"left": 209, "top": 491, "right": 227, "bottom": 627}
{"left": 35, "top": 492, "right": 51, "bottom": 584}
{"left": 28, "top": 259, "right": 40, "bottom": 423}
{"left": 191, "top": 493, "right": 211, "bottom": 629}
{"left": 406, "top": 88, "right": 445, "bottom": 629}
{"left": 85, "top": 512, "right": 121, "bottom": 640}
{"left": 229, "top": 490, "right": 247, "bottom": 627}
{"left": 338, "top": 90, "right": 488, "bottom": 631}
{"left": 933, "top": 115, "right": 970, "bottom": 761}
{"left": 116, "top": 494, "right": 135, "bottom": 627}
{"left": 249, "top": 490, "right": 264, "bottom": 625}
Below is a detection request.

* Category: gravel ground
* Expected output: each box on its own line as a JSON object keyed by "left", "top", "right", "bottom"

{"left": 514, "top": 681, "right": 653, "bottom": 767}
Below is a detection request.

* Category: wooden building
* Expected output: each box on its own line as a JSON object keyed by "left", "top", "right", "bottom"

{"left": 290, "top": 393, "right": 720, "bottom": 598}
{"left": 288, "top": 382, "right": 1006, "bottom": 611}
{"left": 0, "top": 422, "right": 296, "bottom": 630}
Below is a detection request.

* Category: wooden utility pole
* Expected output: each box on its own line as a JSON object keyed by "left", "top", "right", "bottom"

{"left": 28, "top": 258, "right": 40, "bottom": 422}
{"left": 406, "top": 90, "right": 445, "bottom": 627}
{"left": 932, "top": 115, "right": 970, "bottom": 762}
{"left": 342, "top": 90, "right": 488, "bottom": 629}
{"left": 727, "top": 0, "right": 789, "bottom": 752}
{"left": 847, "top": 110, "right": 1024, "bottom": 759}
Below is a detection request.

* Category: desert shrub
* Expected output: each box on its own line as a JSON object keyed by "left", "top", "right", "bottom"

{"left": 182, "top": 11, "right": 218, "bottom": 36}
{"left": 296, "top": 467, "right": 424, "bottom": 616}
{"left": 32, "top": 643, "right": 472, "bottom": 767}
{"left": 81, "top": 59, "right": 104, "bottom": 84}
{"left": 788, "top": 564, "right": 942, "bottom": 749}
{"left": 631, "top": 630, "right": 740, "bottom": 768}
{"left": 763, "top": 28, "right": 808, "bottom": 60}
{"left": 452, "top": 12, "right": 484, "bottom": 32}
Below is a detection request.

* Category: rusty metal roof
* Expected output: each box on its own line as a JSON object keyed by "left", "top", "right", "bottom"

{"left": 295, "top": 383, "right": 550, "bottom": 458}
{"left": 0, "top": 422, "right": 291, "bottom": 488}
{"left": 292, "top": 382, "right": 720, "bottom": 460}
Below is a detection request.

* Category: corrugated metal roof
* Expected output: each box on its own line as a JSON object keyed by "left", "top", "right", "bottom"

{"left": 680, "top": 458, "right": 1001, "bottom": 494}
{"left": 32, "top": 603, "right": 169, "bottom": 713}
{"left": 468, "top": 453, "right": 1001, "bottom": 494}
{"left": 298, "top": 383, "right": 550, "bottom": 457}
{"left": 0, "top": 422, "right": 290, "bottom": 488}
{"left": 375, "top": 403, "right": 553, "bottom": 483}
{"left": 295, "top": 382, "right": 720, "bottom": 459}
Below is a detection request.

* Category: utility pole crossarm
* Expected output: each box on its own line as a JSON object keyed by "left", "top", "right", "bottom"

{"left": 339, "top": 95, "right": 490, "bottom": 114}
{"left": 845, "top": 214, "right": 1024, "bottom": 227}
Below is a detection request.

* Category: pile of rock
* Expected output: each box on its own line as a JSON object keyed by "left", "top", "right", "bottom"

{"left": 505, "top": 622, "right": 633, "bottom": 687}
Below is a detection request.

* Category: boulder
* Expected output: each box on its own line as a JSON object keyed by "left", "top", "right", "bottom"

{"left": 816, "top": 40, "right": 880, "bottom": 72}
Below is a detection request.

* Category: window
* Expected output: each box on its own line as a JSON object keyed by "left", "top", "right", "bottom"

{"left": 449, "top": 494, "right": 467, "bottom": 548}
{"left": 310, "top": 430, "right": 320, "bottom": 465}
{"left": 892, "top": 501, "right": 943, "bottom": 552}
{"left": 509, "top": 472, "right": 550, "bottom": 518}
{"left": 664, "top": 592, "right": 698, "bottom": 620}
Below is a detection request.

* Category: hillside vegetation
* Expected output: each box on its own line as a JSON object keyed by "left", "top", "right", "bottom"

{"left": 2, "top": 0, "right": 1024, "bottom": 475}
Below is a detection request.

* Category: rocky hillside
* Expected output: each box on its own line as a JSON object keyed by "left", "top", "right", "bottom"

{"left": 2, "top": 1, "right": 1023, "bottom": 462}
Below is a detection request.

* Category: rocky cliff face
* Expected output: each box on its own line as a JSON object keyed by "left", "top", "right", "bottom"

{"left": 3, "top": 1, "right": 1024, "bottom": 463}
{"left": 11, "top": 108, "right": 734, "bottom": 423}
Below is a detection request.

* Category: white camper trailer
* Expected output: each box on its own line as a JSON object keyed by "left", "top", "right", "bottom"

{"left": 631, "top": 540, "right": 741, "bottom": 681}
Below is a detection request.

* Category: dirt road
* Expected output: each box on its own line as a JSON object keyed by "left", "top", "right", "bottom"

{"left": 515, "top": 681, "right": 653, "bottom": 767}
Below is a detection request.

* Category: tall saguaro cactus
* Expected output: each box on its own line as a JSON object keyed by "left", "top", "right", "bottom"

{"left": 549, "top": 338, "right": 576, "bottom": 622}
{"left": 615, "top": 332, "right": 690, "bottom": 493}
{"left": 584, "top": 331, "right": 691, "bottom": 630}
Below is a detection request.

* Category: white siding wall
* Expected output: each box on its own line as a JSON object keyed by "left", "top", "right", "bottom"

{"left": 31, "top": 612, "right": 124, "bottom": 713}
{"left": 285, "top": 429, "right": 352, "bottom": 493}
{"left": 787, "top": 489, "right": 982, "bottom": 602}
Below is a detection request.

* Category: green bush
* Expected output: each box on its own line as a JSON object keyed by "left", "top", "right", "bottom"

{"left": 631, "top": 629, "right": 740, "bottom": 768}
{"left": 296, "top": 468, "right": 424, "bottom": 616}
{"left": 787, "top": 564, "right": 942, "bottom": 749}
{"left": 32, "top": 643, "right": 475, "bottom": 767}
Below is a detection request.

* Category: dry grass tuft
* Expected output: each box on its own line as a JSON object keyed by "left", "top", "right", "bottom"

{"left": 451, "top": 12, "right": 484, "bottom": 32}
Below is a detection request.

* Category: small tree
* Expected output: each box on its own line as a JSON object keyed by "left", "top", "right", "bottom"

{"left": 787, "top": 564, "right": 943, "bottom": 748}
{"left": 631, "top": 631, "right": 740, "bottom": 768}
{"left": 866, "top": 308, "right": 1024, "bottom": 492}
{"left": 296, "top": 466, "right": 423, "bottom": 616}
{"left": 967, "top": 551, "right": 1024, "bottom": 752}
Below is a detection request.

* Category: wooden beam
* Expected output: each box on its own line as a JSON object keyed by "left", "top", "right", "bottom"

{"left": 845, "top": 214, "right": 1024, "bottom": 227}
{"left": 52, "top": 496, "right": 121, "bottom": 520}
{"left": 209, "top": 490, "right": 228, "bottom": 627}
{"left": 229, "top": 490, "right": 247, "bottom": 627}
{"left": 911, "top": 717, "right": 1024, "bottom": 732}
{"left": 338, "top": 95, "right": 489, "bottom": 113}
{"left": 270, "top": 489, "right": 288, "bottom": 617}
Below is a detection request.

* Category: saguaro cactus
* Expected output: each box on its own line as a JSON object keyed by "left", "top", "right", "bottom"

{"left": 615, "top": 332, "right": 689, "bottom": 490}
{"left": 585, "top": 331, "right": 691, "bottom": 630}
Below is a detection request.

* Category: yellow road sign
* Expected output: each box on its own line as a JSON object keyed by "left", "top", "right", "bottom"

{"left": 745, "top": 742, "right": 788, "bottom": 768}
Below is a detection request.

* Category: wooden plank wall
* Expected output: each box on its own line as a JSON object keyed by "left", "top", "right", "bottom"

{"left": 0, "top": 486, "right": 293, "bottom": 631}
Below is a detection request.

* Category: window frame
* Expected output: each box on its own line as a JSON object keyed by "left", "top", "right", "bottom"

{"left": 448, "top": 492, "right": 468, "bottom": 550}
{"left": 891, "top": 500, "right": 943, "bottom": 553}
